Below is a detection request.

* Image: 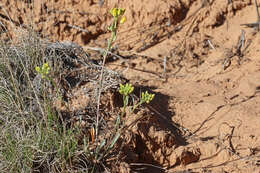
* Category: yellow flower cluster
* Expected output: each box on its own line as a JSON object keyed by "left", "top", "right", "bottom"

{"left": 141, "top": 91, "right": 155, "bottom": 104}
{"left": 110, "top": 8, "right": 125, "bottom": 17}
{"left": 119, "top": 83, "right": 155, "bottom": 104}
{"left": 35, "top": 62, "right": 50, "bottom": 79}
{"left": 110, "top": 8, "right": 126, "bottom": 24}
{"left": 119, "top": 83, "right": 134, "bottom": 96}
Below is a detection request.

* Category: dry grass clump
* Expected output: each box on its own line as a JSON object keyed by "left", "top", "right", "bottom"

{"left": 0, "top": 28, "right": 155, "bottom": 172}
{"left": 0, "top": 30, "right": 113, "bottom": 172}
{"left": 0, "top": 31, "right": 73, "bottom": 172}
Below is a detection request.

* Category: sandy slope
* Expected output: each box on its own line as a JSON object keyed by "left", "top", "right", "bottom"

{"left": 1, "top": 0, "right": 259, "bottom": 172}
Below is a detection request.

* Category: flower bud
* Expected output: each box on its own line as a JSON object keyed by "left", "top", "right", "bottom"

{"left": 120, "top": 16, "right": 126, "bottom": 24}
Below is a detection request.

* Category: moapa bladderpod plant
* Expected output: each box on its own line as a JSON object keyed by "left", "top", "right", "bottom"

{"left": 96, "top": 7, "right": 127, "bottom": 135}
{"left": 29, "top": 7, "right": 155, "bottom": 172}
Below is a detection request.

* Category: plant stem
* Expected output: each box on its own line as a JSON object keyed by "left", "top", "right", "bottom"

{"left": 96, "top": 36, "right": 113, "bottom": 137}
{"left": 96, "top": 12, "right": 120, "bottom": 137}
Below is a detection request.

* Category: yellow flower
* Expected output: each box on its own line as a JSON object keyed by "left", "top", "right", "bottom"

{"left": 110, "top": 8, "right": 118, "bottom": 17}
{"left": 42, "top": 63, "right": 50, "bottom": 75}
{"left": 35, "top": 63, "right": 50, "bottom": 79}
{"left": 141, "top": 91, "right": 155, "bottom": 104}
{"left": 41, "top": 74, "right": 46, "bottom": 79}
{"left": 119, "top": 83, "right": 134, "bottom": 96}
{"left": 120, "top": 16, "right": 126, "bottom": 24}
{"left": 43, "top": 63, "right": 49, "bottom": 69}
{"left": 35, "top": 66, "right": 40, "bottom": 72}
{"left": 110, "top": 8, "right": 125, "bottom": 17}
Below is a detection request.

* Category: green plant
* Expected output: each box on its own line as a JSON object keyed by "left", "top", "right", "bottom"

{"left": 119, "top": 83, "right": 134, "bottom": 114}
{"left": 108, "top": 8, "right": 127, "bottom": 45}
{"left": 88, "top": 7, "right": 155, "bottom": 171}
{"left": 86, "top": 81, "right": 155, "bottom": 172}
{"left": 88, "top": 8, "right": 155, "bottom": 168}
{"left": 107, "top": 83, "right": 155, "bottom": 153}
{"left": 35, "top": 62, "right": 50, "bottom": 79}
{"left": 96, "top": 7, "right": 127, "bottom": 136}
{"left": 118, "top": 83, "right": 155, "bottom": 122}
{"left": 35, "top": 62, "right": 62, "bottom": 99}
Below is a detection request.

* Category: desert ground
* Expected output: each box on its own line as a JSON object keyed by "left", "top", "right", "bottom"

{"left": 0, "top": 0, "right": 260, "bottom": 172}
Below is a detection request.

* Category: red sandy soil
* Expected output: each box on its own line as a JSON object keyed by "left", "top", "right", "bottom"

{"left": 1, "top": 0, "right": 260, "bottom": 172}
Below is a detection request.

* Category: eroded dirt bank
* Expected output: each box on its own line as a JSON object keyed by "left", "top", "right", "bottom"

{"left": 0, "top": 0, "right": 260, "bottom": 172}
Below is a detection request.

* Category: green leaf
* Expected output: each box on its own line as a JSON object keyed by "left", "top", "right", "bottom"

{"left": 109, "top": 133, "right": 120, "bottom": 149}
